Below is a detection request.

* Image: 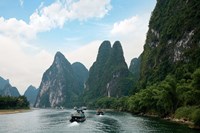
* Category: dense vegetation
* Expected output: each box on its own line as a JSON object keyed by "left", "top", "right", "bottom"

{"left": 140, "top": 0, "right": 200, "bottom": 89}
{"left": 84, "top": 41, "right": 134, "bottom": 103}
{"left": 94, "top": 68, "right": 200, "bottom": 126}
{"left": 88, "top": 0, "right": 200, "bottom": 127}
{"left": 0, "top": 76, "right": 20, "bottom": 97}
{"left": 0, "top": 96, "right": 29, "bottom": 109}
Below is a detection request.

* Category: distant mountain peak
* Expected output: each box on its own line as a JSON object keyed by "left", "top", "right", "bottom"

{"left": 113, "top": 41, "right": 121, "bottom": 47}
{"left": 35, "top": 52, "right": 88, "bottom": 108}
{"left": 0, "top": 76, "right": 20, "bottom": 97}
{"left": 113, "top": 41, "right": 123, "bottom": 51}
{"left": 98, "top": 41, "right": 111, "bottom": 52}
{"left": 55, "top": 51, "right": 63, "bottom": 57}
{"left": 27, "top": 85, "right": 37, "bottom": 90}
{"left": 72, "top": 62, "right": 85, "bottom": 66}
{"left": 96, "top": 41, "right": 111, "bottom": 63}
{"left": 84, "top": 40, "right": 133, "bottom": 101}
{"left": 54, "top": 52, "right": 67, "bottom": 63}
{"left": 52, "top": 51, "right": 71, "bottom": 71}
{"left": 101, "top": 40, "right": 111, "bottom": 45}
{"left": 24, "top": 85, "right": 38, "bottom": 107}
{"left": 0, "top": 76, "right": 9, "bottom": 90}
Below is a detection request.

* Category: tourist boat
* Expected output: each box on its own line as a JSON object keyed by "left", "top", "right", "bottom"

{"left": 96, "top": 109, "right": 104, "bottom": 115}
{"left": 70, "top": 108, "right": 86, "bottom": 122}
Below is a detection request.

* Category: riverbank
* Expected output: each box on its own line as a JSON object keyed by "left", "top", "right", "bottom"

{"left": 0, "top": 109, "right": 30, "bottom": 115}
{"left": 166, "top": 117, "right": 200, "bottom": 130}
{"left": 137, "top": 112, "right": 200, "bottom": 130}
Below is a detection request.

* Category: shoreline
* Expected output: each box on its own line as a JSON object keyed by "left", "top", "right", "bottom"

{"left": 1, "top": 108, "right": 199, "bottom": 129}
{"left": 165, "top": 117, "right": 200, "bottom": 130}
{"left": 137, "top": 113, "right": 200, "bottom": 130}
{"left": 0, "top": 109, "right": 31, "bottom": 115}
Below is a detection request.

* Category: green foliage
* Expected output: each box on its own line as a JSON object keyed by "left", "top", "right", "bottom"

{"left": 192, "top": 109, "right": 200, "bottom": 126}
{"left": 175, "top": 106, "right": 194, "bottom": 120}
{"left": 95, "top": 97, "right": 117, "bottom": 109}
{"left": 88, "top": 68, "right": 200, "bottom": 125}
{"left": 123, "top": 70, "right": 200, "bottom": 117}
{"left": 176, "top": 84, "right": 194, "bottom": 106}
{"left": 94, "top": 96, "right": 129, "bottom": 111}
{"left": 127, "top": 75, "right": 178, "bottom": 116}
{"left": 140, "top": 0, "right": 200, "bottom": 89}
{"left": 136, "top": 0, "right": 200, "bottom": 122}
{"left": 129, "top": 58, "right": 141, "bottom": 80}
{"left": 84, "top": 41, "right": 134, "bottom": 103}
{"left": 192, "top": 68, "right": 200, "bottom": 90}
{"left": 175, "top": 106, "right": 200, "bottom": 126}
{"left": 128, "top": 88, "right": 155, "bottom": 114}
{"left": 0, "top": 96, "right": 29, "bottom": 109}
{"left": 85, "top": 1, "right": 200, "bottom": 127}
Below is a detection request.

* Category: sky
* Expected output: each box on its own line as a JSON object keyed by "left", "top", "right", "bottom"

{"left": 0, "top": 0, "right": 156, "bottom": 94}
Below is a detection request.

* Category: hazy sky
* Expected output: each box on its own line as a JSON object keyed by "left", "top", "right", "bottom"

{"left": 0, "top": 0, "right": 156, "bottom": 94}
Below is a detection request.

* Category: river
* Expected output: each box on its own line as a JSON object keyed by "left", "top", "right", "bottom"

{"left": 0, "top": 109, "right": 198, "bottom": 133}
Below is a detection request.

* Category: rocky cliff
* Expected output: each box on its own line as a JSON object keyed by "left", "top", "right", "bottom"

{"left": 24, "top": 85, "right": 38, "bottom": 106}
{"left": 84, "top": 41, "right": 133, "bottom": 102}
{"left": 0, "top": 76, "right": 20, "bottom": 97}
{"left": 72, "top": 62, "right": 89, "bottom": 91}
{"left": 129, "top": 57, "right": 141, "bottom": 82}
{"left": 139, "top": 0, "right": 200, "bottom": 88}
{"left": 34, "top": 52, "right": 88, "bottom": 108}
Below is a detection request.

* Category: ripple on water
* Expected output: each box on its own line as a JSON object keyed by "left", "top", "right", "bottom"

{"left": 0, "top": 109, "right": 199, "bottom": 133}
{"left": 94, "top": 115, "right": 123, "bottom": 132}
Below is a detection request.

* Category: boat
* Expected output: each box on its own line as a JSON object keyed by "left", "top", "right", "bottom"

{"left": 70, "top": 108, "right": 86, "bottom": 122}
{"left": 96, "top": 109, "right": 104, "bottom": 115}
{"left": 55, "top": 106, "right": 64, "bottom": 109}
{"left": 82, "top": 106, "right": 87, "bottom": 110}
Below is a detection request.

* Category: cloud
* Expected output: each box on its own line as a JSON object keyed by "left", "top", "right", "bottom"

{"left": 0, "top": 0, "right": 112, "bottom": 41}
{"left": 0, "top": 34, "right": 53, "bottom": 94}
{"left": 69, "top": 0, "right": 112, "bottom": 20}
{"left": 110, "top": 14, "right": 151, "bottom": 66}
{"left": 65, "top": 40, "right": 102, "bottom": 69}
{"left": 0, "top": 0, "right": 112, "bottom": 94}
{"left": 111, "top": 16, "right": 139, "bottom": 35}
{"left": 29, "top": 0, "right": 111, "bottom": 30}
{"left": 0, "top": 17, "right": 35, "bottom": 40}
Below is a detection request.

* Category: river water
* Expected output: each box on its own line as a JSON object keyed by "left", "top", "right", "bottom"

{"left": 0, "top": 109, "right": 199, "bottom": 133}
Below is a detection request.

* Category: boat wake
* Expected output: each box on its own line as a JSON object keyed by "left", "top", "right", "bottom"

{"left": 68, "top": 121, "right": 79, "bottom": 127}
